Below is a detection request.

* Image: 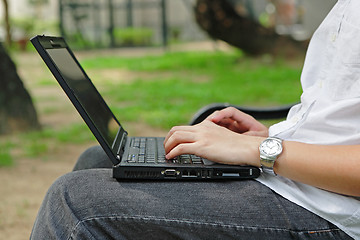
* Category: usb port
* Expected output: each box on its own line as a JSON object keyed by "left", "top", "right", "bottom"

{"left": 201, "top": 170, "right": 212, "bottom": 178}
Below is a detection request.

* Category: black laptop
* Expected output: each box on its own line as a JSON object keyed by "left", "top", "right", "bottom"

{"left": 31, "top": 35, "right": 260, "bottom": 180}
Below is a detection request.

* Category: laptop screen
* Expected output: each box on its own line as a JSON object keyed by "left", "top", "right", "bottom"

{"left": 45, "top": 48, "right": 121, "bottom": 154}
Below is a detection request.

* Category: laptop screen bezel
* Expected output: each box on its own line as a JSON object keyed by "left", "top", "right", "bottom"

{"left": 31, "top": 35, "right": 124, "bottom": 165}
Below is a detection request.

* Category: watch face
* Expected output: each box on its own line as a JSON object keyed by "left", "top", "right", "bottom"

{"left": 260, "top": 138, "right": 282, "bottom": 157}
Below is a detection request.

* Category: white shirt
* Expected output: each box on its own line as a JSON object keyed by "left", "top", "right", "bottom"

{"left": 256, "top": 1, "right": 360, "bottom": 239}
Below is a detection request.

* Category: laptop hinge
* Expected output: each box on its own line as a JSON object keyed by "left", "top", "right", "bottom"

{"left": 116, "top": 131, "right": 128, "bottom": 160}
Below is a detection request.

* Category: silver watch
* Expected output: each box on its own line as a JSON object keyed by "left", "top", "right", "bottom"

{"left": 259, "top": 137, "right": 283, "bottom": 175}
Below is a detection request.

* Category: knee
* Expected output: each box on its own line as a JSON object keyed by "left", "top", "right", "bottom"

{"left": 31, "top": 172, "right": 84, "bottom": 238}
{"left": 41, "top": 171, "right": 89, "bottom": 211}
{"left": 36, "top": 170, "right": 112, "bottom": 218}
{"left": 32, "top": 170, "right": 110, "bottom": 239}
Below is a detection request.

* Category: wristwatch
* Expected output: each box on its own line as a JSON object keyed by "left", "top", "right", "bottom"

{"left": 259, "top": 137, "right": 283, "bottom": 175}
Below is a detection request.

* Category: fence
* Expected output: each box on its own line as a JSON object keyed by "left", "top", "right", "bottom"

{"left": 58, "top": 0, "right": 205, "bottom": 49}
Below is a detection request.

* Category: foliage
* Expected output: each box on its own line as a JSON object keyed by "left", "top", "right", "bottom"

{"left": 6, "top": 17, "right": 59, "bottom": 51}
{"left": 114, "top": 27, "right": 153, "bottom": 46}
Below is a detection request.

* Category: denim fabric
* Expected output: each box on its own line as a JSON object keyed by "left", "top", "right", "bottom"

{"left": 30, "top": 146, "right": 353, "bottom": 239}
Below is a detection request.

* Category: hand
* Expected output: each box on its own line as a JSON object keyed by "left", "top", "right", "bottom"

{"left": 207, "top": 107, "right": 269, "bottom": 137}
{"left": 164, "top": 120, "right": 264, "bottom": 166}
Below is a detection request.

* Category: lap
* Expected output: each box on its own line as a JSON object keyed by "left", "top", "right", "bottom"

{"left": 36, "top": 168, "right": 348, "bottom": 240}
{"left": 32, "top": 145, "right": 350, "bottom": 239}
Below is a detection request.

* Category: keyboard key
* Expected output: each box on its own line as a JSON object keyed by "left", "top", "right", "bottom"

{"left": 126, "top": 137, "right": 205, "bottom": 165}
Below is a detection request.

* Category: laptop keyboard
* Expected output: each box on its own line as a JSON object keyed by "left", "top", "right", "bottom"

{"left": 126, "top": 137, "right": 204, "bottom": 164}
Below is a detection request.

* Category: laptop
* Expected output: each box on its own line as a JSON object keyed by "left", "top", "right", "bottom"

{"left": 31, "top": 35, "right": 260, "bottom": 180}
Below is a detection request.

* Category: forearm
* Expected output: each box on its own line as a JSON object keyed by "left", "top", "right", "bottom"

{"left": 275, "top": 141, "right": 360, "bottom": 197}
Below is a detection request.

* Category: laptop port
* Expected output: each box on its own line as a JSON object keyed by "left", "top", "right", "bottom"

{"left": 201, "top": 170, "right": 212, "bottom": 178}
{"left": 163, "top": 169, "right": 177, "bottom": 176}
{"left": 182, "top": 170, "right": 198, "bottom": 178}
{"left": 222, "top": 172, "right": 240, "bottom": 177}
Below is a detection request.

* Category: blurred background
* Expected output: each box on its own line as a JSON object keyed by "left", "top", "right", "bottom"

{"left": 0, "top": 0, "right": 335, "bottom": 239}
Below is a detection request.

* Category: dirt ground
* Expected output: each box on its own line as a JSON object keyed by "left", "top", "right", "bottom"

{"left": 0, "top": 41, "right": 229, "bottom": 240}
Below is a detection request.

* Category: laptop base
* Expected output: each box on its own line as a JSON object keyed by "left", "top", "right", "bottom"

{"left": 113, "top": 164, "right": 260, "bottom": 180}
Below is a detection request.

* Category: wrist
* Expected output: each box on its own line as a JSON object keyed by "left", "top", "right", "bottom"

{"left": 259, "top": 137, "right": 283, "bottom": 175}
{"left": 230, "top": 135, "right": 265, "bottom": 167}
{"left": 249, "top": 136, "right": 266, "bottom": 168}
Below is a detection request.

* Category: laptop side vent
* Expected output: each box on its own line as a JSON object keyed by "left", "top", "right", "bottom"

{"left": 124, "top": 171, "right": 161, "bottom": 179}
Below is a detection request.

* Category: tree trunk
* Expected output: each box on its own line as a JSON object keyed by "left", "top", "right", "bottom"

{"left": 194, "top": 0, "right": 308, "bottom": 57}
{"left": 0, "top": 44, "right": 40, "bottom": 134}
{"left": 2, "top": 0, "right": 12, "bottom": 46}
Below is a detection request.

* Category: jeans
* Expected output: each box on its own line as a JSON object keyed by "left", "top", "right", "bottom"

{"left": 30, "top": 146, "right": 352, "bottom": 240}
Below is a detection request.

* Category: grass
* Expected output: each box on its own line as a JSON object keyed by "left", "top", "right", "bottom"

{"left": 1, "top": 49, "right": 303, "bottom": 166}
{"left": 0, "top": 123, "right": 95, "bottom": 167}
{"left": 81, "top": 51, "right": 302, "bottom": 129}
{"left": 0, "top": 142, "right": 15, "bottom": 167}
{"left": 21, "top": 124, "right": 95, "bottom": 155}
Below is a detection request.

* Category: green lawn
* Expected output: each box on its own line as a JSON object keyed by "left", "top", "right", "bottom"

{"left": 81, "top": 51, "right": 302, "bottom": 129}
{"left": 0, "top": 50, "right": 303, "bottom": 167}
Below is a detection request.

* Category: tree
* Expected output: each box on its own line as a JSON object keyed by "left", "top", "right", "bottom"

{"left": 1, "top": 0, "right": 12, "bottom": 46}
{"left": 0, "top": 43, "right": 40, "bottom": 134}
{"left": 194, "top": 0, "right": 308, "bottom": 57}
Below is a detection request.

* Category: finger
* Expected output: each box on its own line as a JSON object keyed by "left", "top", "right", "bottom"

{"left": 165, "top": 142, "right": 197, "bottom": 160}
{"left": 164, "top": 130, "right": 196, "bottom": 155}
{"left": 205, "top": 110, "right": 220, "bottom": 121}
{"left": 212, "top": 114, "right": 251, "bottom": 133}
{"left": 215, "top": 118, "right": 239, "bottom": 131}
{"left": 164, "top": 125, "right": 194, "bottom": 145}
{"left": 210, "top": 107, "right": 244, "bottom": 123}
{"left": 211, "top": 107, "right": 261, "bottom": 131}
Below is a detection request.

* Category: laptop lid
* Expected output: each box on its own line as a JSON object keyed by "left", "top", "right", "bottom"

{"left": 31, "top": 35, "right": 125, "bottom": 165}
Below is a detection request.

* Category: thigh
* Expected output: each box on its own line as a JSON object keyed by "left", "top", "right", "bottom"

{"left": 73, "top": 145, "right": 112, "bottom": 171}
{"left": 31, "top": 169, "right": 351, "bottom": 240}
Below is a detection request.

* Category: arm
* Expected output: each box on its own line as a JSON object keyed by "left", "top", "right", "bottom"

{"left": 164, "top": 107, "right": 360, "bottom": 197}
{"left": 276, "top": 142, "right": 360, "bottom": 197}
